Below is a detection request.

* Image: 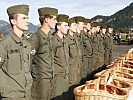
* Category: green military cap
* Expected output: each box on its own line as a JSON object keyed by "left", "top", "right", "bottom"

{"left": 91, "top": 22, "right": 101, "bottom": 27}
{"left": 7, "top": 4, "right": 29, "bottom": 17}
{"left": 84, "top": 18, "right": 91, "bottom": 24}
{"left": 68, "top": 17, "right": 76, "bottom": 25}
{"left": 107, "top": 24, "right": 113, "bottom": 28}
{"left": 38, "top": 7, "right": 58, "bottom": 16}
{"left": 57, "top": 14, "right": 69, "bottom": 22}
{"left": 74, "top": 16, "right": 85, "bottom": 23}
{"left": 101, "top": 24, "right": 107, "bottom": 29}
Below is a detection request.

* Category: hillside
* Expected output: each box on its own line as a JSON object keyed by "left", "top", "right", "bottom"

{"left": 91, "top": 2, "right": 133, "bottom": 32}
{"left": 0, "top": 20, "right": 38, "bottom": 35}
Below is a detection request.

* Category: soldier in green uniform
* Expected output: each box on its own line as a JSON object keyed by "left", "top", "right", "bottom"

{"left": 0, "top": 4, "right": 33, "bottom": 100}
{"left": 100, "top": 25, "right": 107, "bottom": 67}
{"left": 74, "top": 16, "right": 85, "bottom": 55}
{"left": 90, "top": 22, "right": 100, "bottom": 71}
{"left": 96, "top": 25, "right": 105, "bottom": 69}
{"left": 50, "top": 14, "right": 69, "bottom": 100}
{"left": 65, "top": 17, "right": 82, "bottom": 99}
{"left": 29, "top": 7, "right": 58, "bottom": 100}
{"left": 104, "top": 25, "right": 113, "bottom": 65}
{"left": 82, "top": 18, "right": 93, "bottom": 78}
{"left": 66, "top": 17, "right": 82, "bottom": 85}
{"left": 73, "top": 16, "right": 85, "bottom": 79}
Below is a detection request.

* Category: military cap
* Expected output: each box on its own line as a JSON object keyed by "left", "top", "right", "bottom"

{"left": 68, "top": 17, "right": 76, "bottom": 25}
{"left": 74, "top": 16, "right": 85, "bottom": 23}
{"left": 38, "top": 7, "right": 58, "bottom": 16}
{"left": 91, "top": 22, "right": 101, "bottom": 27}
{"left": 84, "top": 18, "right": 91, "bottom": 24}
{"left": 57, "top": 14, "right": 69, "bottom": 22}
{"left": 107, "top": 24, "right": 113, "bottom": 28}
{"left": 7, "top": 4, "right": 29, "bottom": 16}
{"left": 101, "top": 24, "right": 107, "bottom": 29}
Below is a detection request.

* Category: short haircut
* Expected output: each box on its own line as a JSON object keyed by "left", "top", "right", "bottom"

{"left": 9, "top": 13, "right": 18, "bottom": 28}
{"left": 39, "top": 14, "right": 54, "bottom": 25}
{"left": 55, "top": 22, "right": 62, "bottom": 31}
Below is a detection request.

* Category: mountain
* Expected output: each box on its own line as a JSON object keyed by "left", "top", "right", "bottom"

{"left": 0, "top": 20, "right": 38, "bottom": 35}
{"left": 0, "top": 2, "right": 132, "bottom": 34}
{"left": 0, "top": 20, "right": 9, "bottom": 27}
{"left": 91, "top": 2, "right": 133, "bottom": 32}
{"left": 28, "top": 23, "right": 38, "bottom": 33}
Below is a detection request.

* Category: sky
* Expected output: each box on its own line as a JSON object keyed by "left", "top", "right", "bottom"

{"left": 0, "top": 0, "right": 132, "bottom": 25}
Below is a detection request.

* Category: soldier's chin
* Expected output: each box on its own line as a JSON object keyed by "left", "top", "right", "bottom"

{"left": 23, "top": 28, "right": 28, "bottom": 31}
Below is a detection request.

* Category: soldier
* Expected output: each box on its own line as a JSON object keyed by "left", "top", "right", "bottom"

{"left": 101, "top": 25, "right": 107, "bottom": 35}
{"left": 29, "top": 7, "right": 58, "bottom": 100}
{"left": 50, "top": 14, "right": 69, "bottom": 100}
{"left": 101, "top": 25, "right": 107, "bottom": 67}
{"left": 82, "top": 18, "right": 93, "bottom": 78}
{"left": 74, "top": 16, "right": 85, "bottom": 55}
{"left": 65, "top": 17, "right": 82, "bottom": 99}
{"left": 73, "top": 16, "right": 85, "bottom": 79}
{"left": 96, "top": 24, "right": 105, "bottom": 69}
{"left": 0, "top": 4, "right": 33, "bottom": 100}
{"left": 90, "top": 22, "right": 100, "bottom": 71}
{"left": 66, "top": 17, "right": 81, "bottom": 84}
{"left": 104, "top": 25, "right": 113, "bottom": 65}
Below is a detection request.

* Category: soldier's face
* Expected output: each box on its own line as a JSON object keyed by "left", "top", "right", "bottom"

{"left": 70, "top": 23, "right": 77, "bottom": 33}
{"left": 102, "top": 28, "right": 106, "bottom": 34}
{"left": 48, "top": 15, "right": 57, "bottom": 29}
{"left": 12, "top": 14, "right": 29, "bottom": 31}
{"left": 77, "top": 22, "right": 84, "bottom": 31}
{"left": 108, "top": 28, "right": 113, "bottom": 33}
{"left": 60, "top": 22, "right": 69, "bottom": 35}
{"left": 91, "top": 27, "right": 96, "bottom": 34}
{"left": 86, "top": 23, "right": 91, "bottom": 30}
{"left": 96, "top": 26, "right": 100, "bottom": 32}
{"left": 83, "top": 27, "right": 87, "bottom": 32}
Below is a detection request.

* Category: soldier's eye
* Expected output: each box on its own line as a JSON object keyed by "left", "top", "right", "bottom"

{"left": 23, "top": 17, "right": 29, "bottom": 19}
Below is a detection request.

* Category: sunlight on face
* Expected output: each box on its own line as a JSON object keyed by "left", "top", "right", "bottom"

{"left": 48, "top": 15, "right": 57, "bottom": 29}
{"left": 14, "top": 14, "right": 29, "bottom": 31}
{"left": 60, "top": 22, "right": 69, "bottom": 35}
{"left": 69, "top": 23, "right": 77, "bottom": 33}
{"left": 108, "top": 28, "right": 113, "bottom": 33}
{"left": 102, "top": 28, "right": 107, "bottom": 34}
{"left": 77, "top": 22, "right": 84, "bottom": 31}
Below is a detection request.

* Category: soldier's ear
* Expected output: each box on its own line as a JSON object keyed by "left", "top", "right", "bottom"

{"left": 44, "top": 17, "right": 49, "bottom": 23}
{"left": 57, "top": 24, "right": 60, "bottom": 30}
{"left": 10, "top": 19, "right": 16, "bottom": 26}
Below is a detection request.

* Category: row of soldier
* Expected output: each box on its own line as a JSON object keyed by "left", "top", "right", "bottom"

{"left": 0, "top": 4, "right": 113, "bottom": 100}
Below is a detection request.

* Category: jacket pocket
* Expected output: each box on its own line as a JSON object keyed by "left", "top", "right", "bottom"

{"left": 7, "top": 52, "right": 21, "bottom": 75}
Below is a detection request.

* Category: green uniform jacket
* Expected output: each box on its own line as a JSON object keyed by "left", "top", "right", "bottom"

{"left": 75, "top": 31, "right": 83, "bottom": 58}
{"left": 91, "top": 33, "right": 100, "bottom": 70}
{"left": 50, "top": 34, "right": 69, "bottom": 99}
{"left": 97, "top": 34, "right": 105, "bottom": 54}
{"left": 97, "top": 33, "right": 105, "bottom": 67}
{"left": 29, "top": 29, "right": 54, "bottom": 99}
{"left": 0, "top": 31, "right": 32, "bottom": 98}
{"left": 91, "top": 33, "right": 99, "bottom": 55}
{"left": 104, "top": 33, "right": 113, "bottom": 51}
{"left": 30, "top": 28, "right": 53, "bottom": 80}
{"left": 82, "top": 31, "right": 93, "bottom": 76}
{"left": 104, "top": 33, "right": 113, "bottom": 65}
{"left": 52, "top": 34, "right": 69, "bottom": 77}
{"left": 82, "top": 31, "right": 93, "bottom": 58}
{"left": 65, "top": 33, "right": 82, "bottom": 84}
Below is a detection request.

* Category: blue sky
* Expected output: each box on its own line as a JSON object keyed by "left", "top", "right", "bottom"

{"left": 0, "top": 0, "right": 132, "bottom": 25}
